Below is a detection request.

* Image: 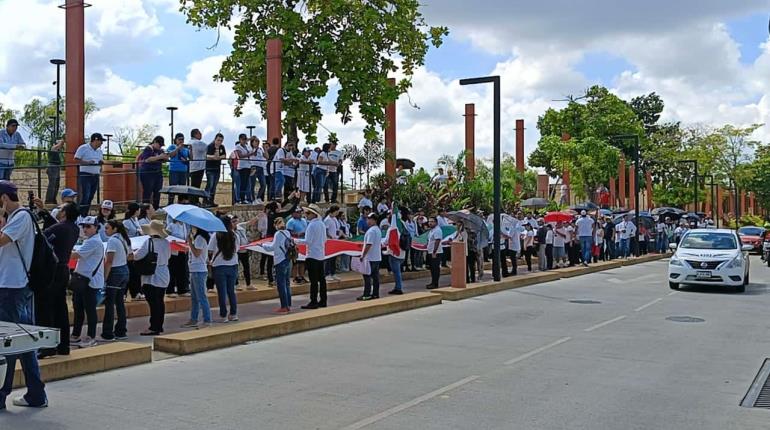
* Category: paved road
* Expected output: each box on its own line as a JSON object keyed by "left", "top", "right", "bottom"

{"left": 5, "top": 257, "right": 770, "bottom": 429}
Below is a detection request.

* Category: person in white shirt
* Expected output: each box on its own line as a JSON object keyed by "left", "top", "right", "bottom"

{"left": 182, "top": 227, "right": 212, "bottom": 328}
{"left": 188, "top": 129, "right": 208, "bottom": 202}
{"left": 425, "top": 216, "right": 444, "bottom": 289}
{"left": 101, "top": 220, "right": 132, "bottom": 341}
{"left": 325, "top": 141, "right": 343, "bottom": 203}
{"left": 296, "top": 148, "right": 314, "bottom": 202}
{"left": 575, "top": 210, "right": 595, "bottom": 267}
{"left": 230, "top": 214, "right": 253, "bottom": 291}
{"left": 134, "top": 220, "right": 172, "bottom": 335}
{"left": 545, "top": 224, "right": 555, "bottom": 269}
{"left": 208, "top": 216, "right": 242, "bottom": 322}
{"left": 0, "top": 180, "right": 48, "bottom": 408}
{"left": 70, "top": 216, "right": 105, "bottom": 347}
{"left": 377, "top": 199, "right": 390, "bottom": 215}
{"left": 432, "top": 168, "right": 448, "bottom": 185}
{"left": 358, "top": 213, "right": 383, "bottom": 300}
{"left": 300, "top": 204, "right": 327, "bottom": 309}
{"left": 553, "top": 221, "right": 568, "bottom": 268}
{"left": 311, "top": 144, "right": 330, "bottom": 203}
{"left": 616, "top": 215, "right": 636, "bottom": 258}
{"left": 595, "top": 224, "right": 605, "bottom": 262}
{"left": 250, "top": 137, "right": 267, "bottom": 203}
{"left": 503, "top": 218, "right": 522, "bottom": 277}
{"left": 74, "top": 133, "right": 105, "bottom": 216}
{"left": 234, "top": 134, "right": 254, "bottom": 204}
{"left": 324, "top": 206, "right": 343, "bottom": 281}
{"left": 261, "top": 217, "right": 293, "bottom": 313}
{"left": 522, "top": 223, "right": 536, "bottom": 271}
{"left": 280, "top": 140, "right": 299, "bottom": 201}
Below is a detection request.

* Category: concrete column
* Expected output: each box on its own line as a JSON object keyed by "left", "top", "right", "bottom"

{"left": 64, "top": 0, "right": 86, "bottom": 190}
{"left": 515, "top": 119, "right": 525, "bottom": 194}
{"left": 266, "top": 39, "right": 283, "bottom": 145}
{"left": 609, "top": 176, "right": 616, "bottom": 208}
{"left": 618, "top": 157, "right": 626, "bottom": 208}
{"left": 384, "top": 78, "right": 397, "bottom": 177}
{"left": 629, "top": 165, "right": 636, "bottom": 211}
{"left": 537, "top": 175, "right": 549, "bottom": 199}
{"left": 645, "top": 171, "right": 653, "bottom": 210}
{"left": 464, "top": 104, "right": 475, "bottom": 179}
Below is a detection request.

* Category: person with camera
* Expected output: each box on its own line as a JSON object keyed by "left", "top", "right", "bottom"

{"left": 69, "top": 216, "right": 105, "bottom": 348}
{"left": 45, "top": 136, "right": 65, "bottom": 204}
{"left": 138, "top": 136, "right": 170, "bottom": 210}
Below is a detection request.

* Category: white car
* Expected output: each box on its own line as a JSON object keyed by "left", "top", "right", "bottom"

{"left": 668, "top": 229, "right": 752, "bottom": 293}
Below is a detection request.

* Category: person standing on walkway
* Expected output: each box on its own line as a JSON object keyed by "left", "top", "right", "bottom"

{"left": 553, "top": 221, "right": 568, "bottom": 268}
{"left": 545, "top": 224, "right": 554, "bottom": 270}
{"left": 425, "top": 216, "right": 443, "bottom": 289}
{"left": 325, "top": 140, "right": 342, "bottom": 203}
{"left": 209, "top": 216, "right": 241, "bottom": 322}
{"left": 250, "top": 137, "right": 266, "bottom": 203}
{"left": 70, "top": 216, "right": 105, "bottom": 348}
{"left": 45, "top": 137, "right": 64, "bottom": 204}
{"left": 0, "top": 180, "right": 48, "bottom": 408}
{"left": 232, "top": 214, "right": 254, "bottom": 290}
{"left": 536, "top": 219, "right": 548, "bottom": 271}
{"left": 205, "top": 133, "right": 226, "bottom": 207}
{"left": 182, "top": 227, "right": 212, "bottom": 329}
{"left": 522, "top": 223, "right": 535, "bottom": 272}
{"left": 575, "top": 210, "right": 595, "bottom": 267}
{"left": 0, "top": 119, "right": 25, "bottom": 180}
{"left": 324, "top": 206, "right": 343, "bottom": 281}
{"left": 301, "top": 204, "right": 327, "bottom": 309}
{"left": 311, "top": 143, "right": 330, "bottom": 203}
{"left": 138, "top": 136, "right": 169, "bottom": 210}
{"left": 234, "top": 134, "right": 253, "bottom": 204}
{"left": 262, "top": 217, "right": 293, "bottom": 313}
{"left": 285, "top": 208, "right": 308, "bottom": 284}
{"left": 74, "top": 133, "right": 105, "bottom": 216}
{"left": 101, "top": 220, "right": 131, "bottom": 341}
{"left": 134, "top": 220, "right": 172, "bottom": 336}
{"left": 166, "top": 133, "right": 190, "bottom": 205}
{"left": 165, "top": 217, "right": 190, "bottom": 298}
{"left": 358, "top": 212, "right": 382, "bottom": 300}
{"left": 616, "top": 215, "right": 635, "bottom": 258}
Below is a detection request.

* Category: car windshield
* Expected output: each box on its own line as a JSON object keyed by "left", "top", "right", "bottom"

{"left": 680, "top": 232, "right": 737, "bottom": 250}
{"left": 738, "top": 227, "right": 764, "bottom": 236}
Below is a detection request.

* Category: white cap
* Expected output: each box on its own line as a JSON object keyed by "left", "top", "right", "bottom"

{"left": 101, "top": 200, "right": 114, "bottom": 210}
{"left": 78, "top": 216, "right": 98, "bottom": 226}
{"left": 580, "top": 210, "right": 587, "bottom": 216}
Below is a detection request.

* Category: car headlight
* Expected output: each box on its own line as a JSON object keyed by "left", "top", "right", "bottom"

{"left": 725, "top": 254, "right": 743, "bottom": 269}
{"left": 670, "top": 256, "right": 683, "bottom": 266}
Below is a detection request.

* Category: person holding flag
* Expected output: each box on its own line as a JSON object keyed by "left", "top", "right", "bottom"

{"left": 387, "top": 204, "right": 407, "bottom": 295}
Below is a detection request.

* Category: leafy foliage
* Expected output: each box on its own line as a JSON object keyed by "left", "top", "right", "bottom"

{"left": 342, "top": 135, "right": 386, "bottom": 188}
{"left": 19, "top": 97, "right": 98, "bottom": 147}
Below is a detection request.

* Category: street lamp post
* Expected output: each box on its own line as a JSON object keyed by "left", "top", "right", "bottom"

{"left": 166, "top": 106, "right": 178, "bottom": 144}
{"left": 50, "top": 59, "right": 66, "bottom": 143}
{"left": 247, "top": 125, "right": 256, "bottom": 138}
{"left": 704, "top": 174, "right": 717, "bottom": 228}
{"left": 611, "top": 134, "right": 641, "bottom": 257}
{"left": 460, "top": 75, "right": 502, "bottom": 281}
{"left": 104, "top": 133, "right": 112, "bottom": 157}
{"left": 677, "top": 160, "right": 699, "bottom": 213}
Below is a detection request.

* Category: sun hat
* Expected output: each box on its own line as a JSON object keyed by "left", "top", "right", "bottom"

{"left": 140, "top": 219, "right": 169, "bottom": 238}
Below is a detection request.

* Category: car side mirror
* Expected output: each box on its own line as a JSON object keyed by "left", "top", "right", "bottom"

{"left": 669, "top": 243, "right": 677, "bottom": 250}
{"left": 741, "top": 244, "right": 754, "bottom": 252}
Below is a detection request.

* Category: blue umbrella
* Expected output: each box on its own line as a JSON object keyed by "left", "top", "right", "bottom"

{"left": 164, "top": 204, "right": 226, "bottom": 232}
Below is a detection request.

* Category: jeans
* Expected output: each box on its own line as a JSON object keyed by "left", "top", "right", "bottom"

{"left": 390, "top": 256, "right": 404, "bottom": 291}
{"left": 363, "top": 261, "right": 381, "bottom": 297}
{"left": 312, "top": 168, "right": 327, "bottom": 203}
{"left": 306, "top": 258, "right": 327, "bottom": 305}
{"left": 213, "top": 265, "right": 238, "bottom": 317}
{"left": 0, "top": 287, "right": 47, "bottom": 407}
{"left": 0, "top": 162, "right": 13, "bottom": 180}
{"left": 205, "top": 169, "right": 220, "bottom": 205}
{"left": 45, "top": 165, "right": 61, "bottom": 203}
{"left": 656, "top": 233, "right": 668, "bottom": 253}
{"left": 168, "top": 170, "right": 188, "bottom": 204}
{"left": 238, "top": 169, "right": 251, "bottom": 202}
{"left": 326, "top": 171, "right": 339, "bottom": 203}
{"left": 102, "top": 265, "right": 129, "bottom": 339}
{"left": 231, "top": 170, "right": 241, "bottom": 204}
{"left": 272, "top": 171, "right": 285, "bottom": 200}
{"left": 253, "top": 167, "right": 266, "bottom": 201}
{"left": 274, "top": 259, "right": 292, "bottom": 309}
{"left": 189, "top": 271, "right": 212, "bottom": 323}
{"left": 606, "top": 239, "right": 616, "bottom": 259}
{"left": 620, "top": 238, "right": 630, "bottom": 258}
{"left": 78, "top": 172, "right": 99, "bottom": 216}
{"left": 140, "top": 170, "right": 163, "bottom": 209}
{"left": 72, "top": 287, "right": 98, "bottom": 339}
{"left": 579, "top": 236, "right": 593, "bottom": 265}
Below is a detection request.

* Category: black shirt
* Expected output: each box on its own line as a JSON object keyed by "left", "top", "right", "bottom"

{"left": 48, "top": 149, "right": 61, "bottom": 165}
{"left": 44, "top": 221, "right": 80, "bottom": 264}
{"left": 536, "top": 226, "right": 548, "bottom": 244}
{"left": 267, "top": 145, "right": 279, "bottom": 174}
{"left": 206, "top": 143, "right": 226, "bottom": 171}
{"left": 604, "top": 221, "right": 615, "bottom": 240}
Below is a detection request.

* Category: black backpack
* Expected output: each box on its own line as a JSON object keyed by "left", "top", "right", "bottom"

{"left": 135, "top": 238, "right": 158, "bottom": 276}
{"left": 14, "top": 209, "right": 59, "bottom": 294}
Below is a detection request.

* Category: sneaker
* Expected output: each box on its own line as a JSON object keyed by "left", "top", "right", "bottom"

{"left": 276, "top": 307, "right": 290, "bottom": 314}
{"left": 325, "top": 275, "right": 335, "bottom": 282}
{"left": 167, "top": 293, "right": 178, "bottom": 298}
{"left": 356, "top": 295, "right": 372, "bottom": 301}
{"left": 115, "top": 335, "right": 128, "bottom": 341}
{"left": 69, "top": 335, "right": 81, "bottom": 344}
{"left": 77, "top": 337, "right": 96, "bottom": 348}
{"left": 246, "top": 285, "right": 258, "bottom": 291}
{"left": 180, "top": 292, "right": 192, "bottom": 297}
{"left": 220, "top": 318, "right": 230, "bottom": 323}
{"left": 333, "top": 275, "right": 342, "bottom": 281}
{"left": 254, "top": 199, "right": 263, "bottom": 204}
{"left": 301, "top": 302, "right": 319, "bottom": 309}
{"left": 98, "top": 335, "right": 115, "bottom": 342}
{"left": 228, "top": 315, "right": 239, "bottom": 322}
{"left": 181, "top": 320, "right": 198, "bottom": 328}
{"left": 235, "top": 286, "right": 245, "bottom": 291}
{"left": 135, "top": 293, "right": 145, "bottom": 300}
{"left": 12, "top": 397, "right": 47, "bottom": 408}
{"left": 388, "top": 289, "right": 403, "bottom": 295}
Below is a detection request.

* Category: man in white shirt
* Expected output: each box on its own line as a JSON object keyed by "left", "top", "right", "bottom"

{"left": 502, "top": 217, "right": 521, "bottom": 277}
{"left": 425, "top": 216, "right": 444, "bottom": 289}
{"left": 324, "top": 206, "right": 342, "bottom": 281}
{"left": 432, "top": 168, "right": 448, "bottom": 185}
{"left": 616, "top": 215, "right": 636, "bottom": 258}
{"left": 553, "top": 221, "right": 568, "bottom": 267}
{"left": 0, "top": 180, "right": 48, "bottom": 408}
{"left": 301, "top": 204, "right": 327, "bottom": 309}
{"left": 74, "top": 133, "right": 105, "bottom": 216}
{"left": 0, "top": 119, "right": 25, "bottom": 180}
{"left": 575, "top": 210, "right": 595, "bottom": 266}
{"left": 325, "top": 141, "right": 343, "bottom": 203}
{"left": 358, "top": 212, "right": 382, "bottom": 300}
{"left": 188, "top": 129, "right": 208, "bottom": 197}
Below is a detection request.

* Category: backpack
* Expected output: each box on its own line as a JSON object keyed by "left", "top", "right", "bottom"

{"left": 135, "top": 238, "right": 158, "bottom": 276}
{"left": 14, "top": 209, "right": 59, "bottom": 294}
{"left": 280, "top": 231, "right": 299, "bottom": 263}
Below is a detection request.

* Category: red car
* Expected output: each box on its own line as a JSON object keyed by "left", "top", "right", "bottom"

{"left": 738, "top": 226, "right": 766, "bottom": 253}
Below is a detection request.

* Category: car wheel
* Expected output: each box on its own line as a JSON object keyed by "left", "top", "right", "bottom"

{"left": 744, "top": 272, "right": 750, "bottom": 286}
{"left": 669, "top": 281, "right": 680, "bottom": 290}
{"left": 736, "top": 284, "right": 746, "bottom": 293}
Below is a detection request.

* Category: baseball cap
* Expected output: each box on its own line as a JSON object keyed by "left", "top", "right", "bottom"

{"left": 367, "top": 212, "right": 379, "bottom": 220}
{"left": 580, "top": 210, "right": 587, "bottom": 216}
{"left": 90, "top": 132, "right": 104, "bottom": 142}
{"left": 101, "top": 200, "right": 114, "bottom": 210}
{"left": 174, "top": 133, "right": 184, "bottom": 141}
{"left": 6, "top": 119, "right": 19, "bottom": 127}
{"left": 78, "top": 216, "right": 98, "bottom": 226}
{"left": 61, "top": 188, "right": 77, "bottom": 198}
{"left": 0, "top": 180, "right": 17, "bottom": 197}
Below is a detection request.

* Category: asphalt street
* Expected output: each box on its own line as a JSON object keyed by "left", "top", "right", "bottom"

{"left": 4, "top": 257, "right": 770, "bottom": 429}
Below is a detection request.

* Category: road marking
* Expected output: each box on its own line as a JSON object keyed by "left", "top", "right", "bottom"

{"left": 667, "top": 291, "right": 679, "bottom": 296}
{"left": 341, "top": 375, "right": 480, "bottom": 430}
{"left": 504, "top": 337, "right": 572, "bottom": 365}
{"left": 634, "top": 298, "right": 662, "bottom": 312}
{"left": 584, "top": 315, "right": 627, "bottom": 332}
{"left": 606, "top": 277, "right": 623, "bottom": 284}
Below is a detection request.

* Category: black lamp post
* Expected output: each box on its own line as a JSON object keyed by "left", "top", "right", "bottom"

{"left": 460, "top": 75, "right": 502, "bottom": 281}
{"left": 246, "top": 125, "right": 256, "bottom": 137}
{"left": 704, "top": 174, "right": 717, "bottom": 228}
{"left": 166, "top": 106, "right": 178, "bottom": 144}
{"left": 611, "top": 134, "right": 641, "bottom": 257}
{"left": 50, "top": 58, "right": 65, "bottom": 143}
{"left": 677, "top": 160, "right": 699, "bottom": 213}
{"left": 103, "top": 133, "right": 113, "bottom": 157}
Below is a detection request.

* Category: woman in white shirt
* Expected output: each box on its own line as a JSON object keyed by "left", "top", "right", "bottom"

{"left": 182, "top": 227, "right": 212, "bottom": 328}
{"left": 312, "top": 144, "right": 330, "bottom": 203}
{"left": 297, "top": 148, "right": 313, "bottom": 202}
{"left": 70, "top": 216, "right": 105, "bottom": 348}
{"left": 101, "top": 220, "right": 132, "bottom": 341}
{"left": 261, "top": 217, "right": 293, "bottom": 314}
{"left": 250, "top": 137, "right": 267, "bottom": 203}
{"left": 134, "top": 220, "right": 172, "bottom": 336}
{"left": 208, "top": 216, "right": 241, "bottom": 323}
{"left": 123, "top": 202, "right": 144, "bottom": 301}
{"left": 231, "top": 215, "right": 253, "bottom": 291}
{"left": 522, "top": 223, "right": 535, "bottom": 272}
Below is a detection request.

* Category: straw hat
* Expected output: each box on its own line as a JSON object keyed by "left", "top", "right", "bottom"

{"left": 140, "top": 219, "right": 169, "bottom": 238}
{"left": 303, "top": 204, "right": 323, "bottom": 218}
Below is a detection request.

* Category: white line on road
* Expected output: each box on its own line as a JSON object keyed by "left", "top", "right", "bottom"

{"left": 667, "top": 291, "right": 679, "bottom": 296}
{"left": 584, "top": 315, "right": 627, "bottom": 332}
{"left": 504, "top": 337, "right": 572, "bottom": 365}
{"left": 606, "top": 277, "right": 623, "bottom": 284}
{"left": 340, "top": 375, "right": 480, "bottom": 430}
{"left": 634, "top": 298, "right": 663, "bottom": 312}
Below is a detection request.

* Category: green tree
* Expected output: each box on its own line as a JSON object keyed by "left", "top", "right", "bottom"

{"left": 113, "top": 124, "right": 158, "bottom": 159}
{"left": 744, "top": 144, "right": 770, "bottom": 212}
{"left": 630, "top": 92, "right": 664, "bottom": 137}
{"left": 180, "top": 0, "right": 448, "bottom": 144}
{"left": 0, "top": 103, "right": 15, "bottom": 125}
{"left": 20, "top": 97, "right": 98, "bottom": 147}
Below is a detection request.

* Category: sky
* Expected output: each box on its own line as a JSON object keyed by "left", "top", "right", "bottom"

{"left": 1, "top": 0, "right": 770, "bottom": 184}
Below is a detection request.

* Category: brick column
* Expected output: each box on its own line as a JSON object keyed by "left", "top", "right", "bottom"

{"left": 618, "top": 157, "right": 626, "bottom": 208}
{"left": 609, "top": 177, "right": 616, "bottom": 208}
{"left": 266, "top": 39, "right": 283, "bottom": 145}
{"left": 384, "top": 78, "right": 397, "bottom": 177}
{"left": 515, "top": 119, "right": 525, "bottom": 194}
{"left": 537, "top": 174, "right": 549, "bottom": 199}
{"left": 740, "top": 191, "right": 746, "bottom": 216}
{"left": 464, "top": 104, "right": 475, "bottom": 179}
{"left": 64, "top": 0, "right": 86, "bottom": 190}
{"left": 645, "top": 171, "right": 653, "bottom": 210}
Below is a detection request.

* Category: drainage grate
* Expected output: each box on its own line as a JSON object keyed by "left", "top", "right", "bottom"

{"left": 569, "top": 299, "right": 602, "bottom": 304}
{"left": 741, "top": 359, "right": 770, "bottom": 408}
{"left": 665, "top": 316, "right": 705, "bottom": 323}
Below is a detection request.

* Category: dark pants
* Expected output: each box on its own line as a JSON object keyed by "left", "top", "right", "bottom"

{"left": 546, "top": 244, "right": 554, "bottom": 270}
{"left": 0, "top": 287, "right": 46, "bottom": 408}
{"left": 429, "top": 254, "right": 441, "bottom": 287}
{"left": 502, "top": 249, "right": 517, "bottom": 277}
{"left": 143, "top": 285, "right": 166, "bottom": 332}
{"left": 45, "top": 165, "right": 61, "bottom": 204}
{"left": 35, "top": 264, "right": 70, "bottom": 355}
{"left": 325, "top": 256, "right": 337, "bottom": 276}
{"left": 78, "top": 172, "right": 99, "bottom": 216}
{"left": 283, "top": 175, "right": 294, "bottom": 200}
{"left": 205, "top": 169, "right": 220, "bottom": 205}
{"left": 254, "top": 167, "right": 266, "bottom": 201}
{"left": 102, "top": 265, "right": 129, "bottom": 339}
{"left": 326, "top": 171, "right": 339, "bottom": 203}
{"left": 238, "top": 168, "right": 251, "bottom": 202}
{"left": 363, "top": 261, "right": 381, "bottom": 297}
{"left": 190, "top": 170, "right": 204, "bottom": 204}
{"left": 237, "top": 252, "right": 251, "bottom": 286}
{"left": 523, "top": 246, "right": 534, "bottom": 271}
{"left": 168, "top": 171, "right": 189, "bottom": 205}
{"left": 306, "top": 258, "right": 327, "bottom": 305}
{"left": 265, "top": 255, "right": 274, "bottom": 282}
{"left": 140, "top": 170, "right": 163, "bottom": 209}
{"left": 167, "top": 253, "right": 189, "bottom": 295}
{"left": 467, "top": 251, "right": 477, "bottom": 283}
{"left": 127, "top": 261, "right": 142, "bottom": 298}
{"left": 72, "top": 287, "right": 98, "bottom": 339}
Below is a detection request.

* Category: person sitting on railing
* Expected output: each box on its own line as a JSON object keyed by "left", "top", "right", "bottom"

{"left": 0, "top": 119, "right": 25, "bottom": 181}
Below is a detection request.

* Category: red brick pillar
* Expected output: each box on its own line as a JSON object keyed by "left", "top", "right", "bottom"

{"left": 266, "top": 39, "right": 283, "bottom": 145}
{"left": 609, "top": 177, "right": 616, "bottom": 208}
{"left": 729, "top": 191, "right": 736, "bottom": 218}
{"left": 750, "top": 193, "right": 755, "bottom": 215}
{"left": 537, "top": 175, "right": 549, "bottom": 199}
{"left": 717, "top": 187, "right": 724, "bottom": 225}
{"left": 515, "top": 119, "right": 525, "bottom": 194}
{"left": 65, "top": 0, "right": 86, "bottom": 190}
{"left": 618, "top": 157, "right": 626, "bottom": 208}
{"left": 629, "top": 165, "right": 636, "bottom": 211}
{"left": 645, "top": 171, "right": 653, "bottom": 210}
{"left": 740, "top": 191, "right": 746, "bottom": 216}
{"left": 384, "top": 78, "right": 397, "bottom": 177}
{"left": 464, "top": 104, "right": 475, "bottom": 179}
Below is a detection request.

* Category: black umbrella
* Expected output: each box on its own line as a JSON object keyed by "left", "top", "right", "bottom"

{"left": 651, "top": 207, "right": 685, "bottom": 216}
{"left": 447, "top": 210, "right": 486, "bottom": 233}
{"left": 159, "top": 185, "right": 209, "bottom": 199}
{"left": 571, "top": 201, "right": 599, "bottom": 210}
{"left": 521, "top": 197, "right": 550, "bottom": 209}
